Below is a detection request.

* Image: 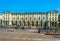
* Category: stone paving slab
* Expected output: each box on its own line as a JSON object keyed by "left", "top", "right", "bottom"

{"left": 0, "top": 28, "right": 60, "bottom": 41}
{"left": 0, "top": 38, "right": 60, "bottom": 41}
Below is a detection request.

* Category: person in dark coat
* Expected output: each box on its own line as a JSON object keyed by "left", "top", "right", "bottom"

{"left": 38, "top": 28, "right": 40, "bottom": 33}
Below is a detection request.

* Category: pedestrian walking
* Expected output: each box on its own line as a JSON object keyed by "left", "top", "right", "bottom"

{"left": 38, "top": 28, "right": 40, "bottom": 33}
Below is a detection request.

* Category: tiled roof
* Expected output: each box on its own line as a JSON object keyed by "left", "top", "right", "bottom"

{"left": 11, "top": 12, "right": 48, "bottom": 15}
{"left": 48, "top": 10, "right": 58, "bottom": 13}
{"left": 2, "top": 10, "right": 58, "bottom": 14}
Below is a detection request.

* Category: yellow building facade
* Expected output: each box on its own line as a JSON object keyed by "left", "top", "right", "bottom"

{"left": 0, "top": 10, "right": 59, "bottom": 28}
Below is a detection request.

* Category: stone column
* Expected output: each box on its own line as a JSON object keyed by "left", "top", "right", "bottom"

{"left": 9, "top": 21, "right": 12, "bottom": 25}
{"left": 48, "top": 21, "right": 50, "bottom": 27}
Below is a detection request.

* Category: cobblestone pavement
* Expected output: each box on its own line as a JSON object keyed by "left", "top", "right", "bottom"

{"left": 0, "top": 28, "right": 60, "bottom": 41}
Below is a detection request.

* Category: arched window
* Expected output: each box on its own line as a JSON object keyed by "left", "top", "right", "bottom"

{"left": 20, "top": 21, "right": 21, "bottom": 25}
{"left": 36, "top": 21, "right": 38, "bottom": 26}
{"left": 43, "top": 17, "right": 45, "bottom": 19}
{"left": 28, "top": 21, "right": 30, "bottom": 26}
{"left": 12, "top": 21, "right": 17, "bottom": 25}
{"left": 32, "top": 21, "right": 34, "bottom": 26}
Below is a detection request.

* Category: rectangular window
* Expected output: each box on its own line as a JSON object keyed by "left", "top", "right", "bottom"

{"left": 52, "top": 18, "right": 54, "bottom": 21}
{"left": 50, "top": 13, "right": 51, "bottom": 16}
{"left": 52, "top": 14, "right": 54, "bottom": 16}
{"left": 39, "top": 17, "right": 40, "bottom": 20}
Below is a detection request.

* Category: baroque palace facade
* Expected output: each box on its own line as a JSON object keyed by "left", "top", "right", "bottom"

{"left": 0, "top": 10, "right": 59, "bottom": 28}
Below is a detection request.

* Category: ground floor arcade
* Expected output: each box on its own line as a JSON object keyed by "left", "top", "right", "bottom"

{"left": 0, "top": 21, "right": 58, "bottom": 28}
